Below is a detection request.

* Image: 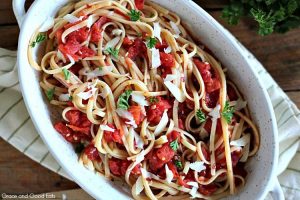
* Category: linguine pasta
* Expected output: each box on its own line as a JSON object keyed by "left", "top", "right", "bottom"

{"left": 28, "top": 0, "right": 260, "bottom": 199}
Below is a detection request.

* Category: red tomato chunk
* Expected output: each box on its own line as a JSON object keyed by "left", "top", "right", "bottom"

{"left": 147, "top": 143, "right": 175, "bottom": 171}
{"left": 147, "top": 97, "right": 172, "bottom": 124}
{"left": 109, "top": 158, "right": 141, "bottom": 176}
{"left": 84, "top": 144, "right": 100, "bottom": 161}
{"left": 135, "top": 0, "right": 145, "bottom": 10}
{"left": 103, "top": 124, "right": 123, "bottom": 144}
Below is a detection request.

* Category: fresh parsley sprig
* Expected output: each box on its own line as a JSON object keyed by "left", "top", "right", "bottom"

{"left": 128, "top": 9, "right": 141, "bottom": 21}
{"left": 46, "top": 87, "right": 55, "bottom": 101}
{"left": 174, "top": 160, "right": 183, "bottom": 169}
{"left": 196, "top": 109, "right": 206, "bottom": 123}
{"left": 31, "top": 34, "right": 46, "bottom": 48}
{"left": 149, "top": 96, "right": 159, "bottom": 104}
{"left": 62, "top": 68, "right": 71, "bottom": 80}
{"left": 170, "top": 139, "right": 179, "bottom": 151}
{"left": 221, "top": 101, "right": 235, "bottom": 124}
{"left": 146, "top": 37, "right": 157, "bottom": 49}
{"left": 105, "top": 47, "right": 119, "bottom": 58}
{"left": 117, "top": 90, "right": 132, "bottom": 110}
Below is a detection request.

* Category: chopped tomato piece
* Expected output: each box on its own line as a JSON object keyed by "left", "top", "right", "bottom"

{"left": 59, "top": 37, "right": 81, "bottom": 55}
{"left": 128, "top": 105, "right": 145, "bottom": 125}
{"left": 155, "top": 40, "right": 169, "bottom": 50}
{"left": 160, "top": 52, "right": 175, "bottom": 68}
{"left": 167, "top": 131, "right": 181, "bottom": 143}
{"left": 205, "top": 90, "right": 220, "bottom": 108}
{"left": 103, "top": 124, "right": 123, "bottom": 144}
{"left": 67, "top": 27, "right": 89, "bottom": 43}
{"left": 135, "top": 0, "right": 145, "bottom": 10}
{"left": 90, "top": 17, "right": 109, "bottom": 43}
{"left": 84, "top": 144, "right": 100, "bottom": 161}
{"left": 178, "top": 170, "right": 195, "bottom": 188}
{"left": 178, "top": 119, "right": 185, "bottom": 129}
{"left": 198, "top": 184, "right": 218, "bottom": 196}
{"left": 147, "top": 97, "right": 172, "bottom": 124}
{"left": 55, "top": 29, "right": 64, "bottom": 44}
{"left": 167, "top": 162, "right": 179, "bottom": 178}
{"left": 123, "top": 37, "right": 134, "bottom": 47}
{"left": 78, "top": 46, "right": 96, "bottom": 58}
{"left": 66, "top": 110, "right": 81, "bottom": 126}
{"left": 147, "top": 143, "right": 175, "bottom": 171}
{"left": 54, "top": 122, "right": 87, "bottom": 143}
{"left": 127, "top": 38, "right": 147, "bottom": 60}
{"left": 68, "top": 125, "right": 90, "bottom": 135}
{"left": 109, "top": 158, "right": 140, "bottom": 176}
{"left": 131, "top": 164, "right": 141, "bottom": 175}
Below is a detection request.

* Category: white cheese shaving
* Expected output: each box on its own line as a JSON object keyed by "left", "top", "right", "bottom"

{"left": 189, "top": 161, "right": 206, "bottom": 172}
{"left": 104, "top": 36, "right": 121, "bottom": 50}
{"left": 153, "top": 22, "right": 162, "bottom": 43}
{"left": 66, "top": 54, "right": 75, "bottom": 65}
{"left": 230, "top": 134, "right": 251, "bottom": 147}
{"left": 131, "top": 93, "right": 149, "bottom": 106}
{"left": 86, "top": 15, "right": 97, "bottom": 28}
{"left": 154, "top": 109, "right": 168, "bottom": 135}
{"left": 164, "top": 74, "right": 177, "bottom": 82}
{"left": 209, "top": 104, "right": 221, "bottom": 120}
{"left": 100, "top": 125, "right": 115, "bottom": 132}
{"left": 116, "top": 108, "right": 137, "bottom": 128}
{"left": 151, "top": 48, "right": 161, "bottom": 69}
{"left": 39, "top": 17, "right": 54, "bottom": 32}
{"left": 82, "top": 66, "right": 113, "bottom": 80}
{"left": 170, "top": 21, "right": 181, "bottom": 38}
{"left": 108, "top": 11, "right": 114, "bottom": 16}
{"left": 99, "top": 85, "right": 111, "bottom": 98}
{"left": 235, "top": 98, "right": 247, "bottom": 111}
{"left": 58, "top": 93, "right": 70, "bottom": 102}
{"left": 187, "top": 182, "right": 199, "bottom": 198}
{"left": 112, "top": 29, "right": 123, "bottom": 36}
{"left": 131, "top": 128, "right": 144, "bottom": 149}
{"left": 164, "top": 46, "right": 172, "bottom": 54}
{"left": 164, "top": 81, "right": 186, "bottom": 102}
{"left": 135, "top": 176, "right": 144, "bottom": 195}
{"left": 76, "top": 87, "right": 97, "bottom": 100}
{"left": 140, "top": 168, "right": 159, "bottom": 180}
{"left": 183, "top": 161, "right": 190, "bottom": 174}
{"left": 165, "top": 164, "right": 174, "bottom": 183}
{"left": 63, "top": 14, "right": 83, "bottom": 23}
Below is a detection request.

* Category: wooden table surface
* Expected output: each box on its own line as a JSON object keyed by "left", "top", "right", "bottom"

{"left": 0, "top": 0, "right": 299, "bottom": 195}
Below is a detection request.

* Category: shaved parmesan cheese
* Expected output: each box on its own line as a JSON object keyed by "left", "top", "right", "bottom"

{"left": 131, "top": 93, "right": 149, "bottom": 106}
{"left": 116, "top": 108, "right": 137, "bottom": 128}
{"left": 151, "top": 48, "right": 161, "bottom": 69}
{"left": 140, "top": 168, "right": 159, "bottom": 180}
{"left": 164, "top": 74, "right": 177, "bottom": 82}
{"left": 235, "top": 99, "right": 247, "bottom": 111}
{"left": 130, "top": 128, "right": 144, "bottom": 149}
{"left": 189, "top": 161, "right": 206, "bottom": 172}
{"left": 39, "top": 17, "right": 54, "bottom": 32}
{"left": 165, "top": 164, "right": 174, "bottom": 183}
{"left": 187, "top": 182, "right": 199, "bottom": 199}
{"left": 230, "top": 134, "right": 250, "bottom": 147}
{"left": 135, "top": 176, "right": 144, "bottom": 195}
{"left": 112, "top": 29, "right": 123, "bottom": 36}
{"left": 63, "top": 14, "right": 83, "bottom": 23}
{"left": 99, "top": 85, "right": 111, "bottom": 98}
{"left": 82, "top": 66, "right": 113, "bottom": 80}
{"left": 58, "top": 93, "right": 70, "bottom": 102}
{"left": 154, "top": 109, "right": 168, "bottom": 135}
{"left": 66, "top": 54, "right": 75, "bottom": 65}
{"left": 209, "top": 104, "right": 221, "bottom": 120}
{"left": 57, "top": 50, "right": 66, "bottom": 63}
{"left": 164, "top": 46, "right": 172, "bottom": 54}
{"left": 108, "top": 11, "right": 114, "bottom": 16}
{"left": 104, "top": 36, "right": 120, "bottom": 50}
{"left": 86, "top": 15, "right": 96, "bottom": 28}
{"left": 164, "top": 81, "right": 186, "bottom": 102}
{"left": 100, "top": 125, "right": 115, "bottom": 132}
{"left": 153, "top": 22, "right": 162, "bottom": 43}
{"left": 183, "top": 161, "right": 190, "bottom": 174}
{"left": 77, "top": 87, "right": 97, "bottom": 100}
{"left": 170, "top": 21, "right": 181, "bottom": 38}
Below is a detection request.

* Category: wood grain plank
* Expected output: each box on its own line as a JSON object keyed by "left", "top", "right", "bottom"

{"left": 287, "top": 92, "right": 300, "bottom": 109}
{"left": 0, "top": 25, "right": 19, "bottom": 50}
{"left": 0, "top": 139, "right": 79, "bottom": 194}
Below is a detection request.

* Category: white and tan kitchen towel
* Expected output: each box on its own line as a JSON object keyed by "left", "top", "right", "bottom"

{"left": 0, "top": 43, "right": 299, "bottom": 199}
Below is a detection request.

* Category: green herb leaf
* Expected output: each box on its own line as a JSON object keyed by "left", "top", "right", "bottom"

{"left": 170, "top": 139, "right": 179, "bottom": 151}
{"left": 149, "top": 97, "right": 159, "bottom": 104}
{"left": 31, "top": 33, "right": 46, "bottom": 48}
{"left": 174, "top": 160, "right": 183, "bottom": 169}
{"left": 137, "top": 32, "right": 142, "bottom": 37}
{"left": 117, "top": 90, "right": 132, "bottom": 110}
{"left": 146, "top": 37, "right": 157, "bottom": 49}
{"left": 98, "top": 66, "right": 103, "bottom": 71}
{"left": 105, "top": 47, "right": 119, "bottom": 58}
{"left": 62, "top": 68, "right": 71, "bottom": 80}
{"left": 221, "top": 101, "right": 235, "bottom": 124}
{"left": 69, "top": 95, "right": 73, "bottom": 101}
{"left": 196, "top": 109, "right": 206, "bottom": 123}
{"left": 75, "top": 143, "right": 85, "bottom": 154}
{"left": 128, "top": 9, "right": 141, "bottom": 21}
{"left": 46, "top": 87, "right": 55, "bottom": 101}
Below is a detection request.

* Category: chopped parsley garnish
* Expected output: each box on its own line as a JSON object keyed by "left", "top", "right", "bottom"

{"left": 222, "top": 101, "right": 235, "bottom": 123}
{"left": 75, "top": 143, "right": 85, "bottom": 154}
{"left": 105, "top": 47, "right": 119, "bottom": 58}
{"left": 46, "top": 87, "right": 55, "bottom": 101}
{"left": 128, "top": 9, "right": 141, "bottom": 21}
{"left": 62, "top": 68, "right": 70, "bottom": 80}
{"left": 31, "top": 33, "right": 46, "bottom": 48}
{"left": 170, "top": 139, "right": 179, "bottom": 151}
{"left": 146, "top": 37, "right": 157, "bottom": 49}
{"left": 117, "top": 90, "right": 132, "bottom": 110}
{"left": 174, "top": 160, "right": 183, "bottom": 169}
{"left": 149, "top": 96, "right": 159, "bottom": 104}
{"left": 196, "top": 109, "right": 206, "bottom": 123}
{"left": 137, "top": 32, "right": 142, "bottom": 37}
{"left": 69, "top": 95, "right": 73, "bottom": 101}
{"left": 98, "top": 66, "right": 103, "bottom": 71}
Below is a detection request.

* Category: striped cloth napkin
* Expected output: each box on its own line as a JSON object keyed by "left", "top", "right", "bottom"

{"left": 0, "top": 45, "right": 299, "bottom": 199}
